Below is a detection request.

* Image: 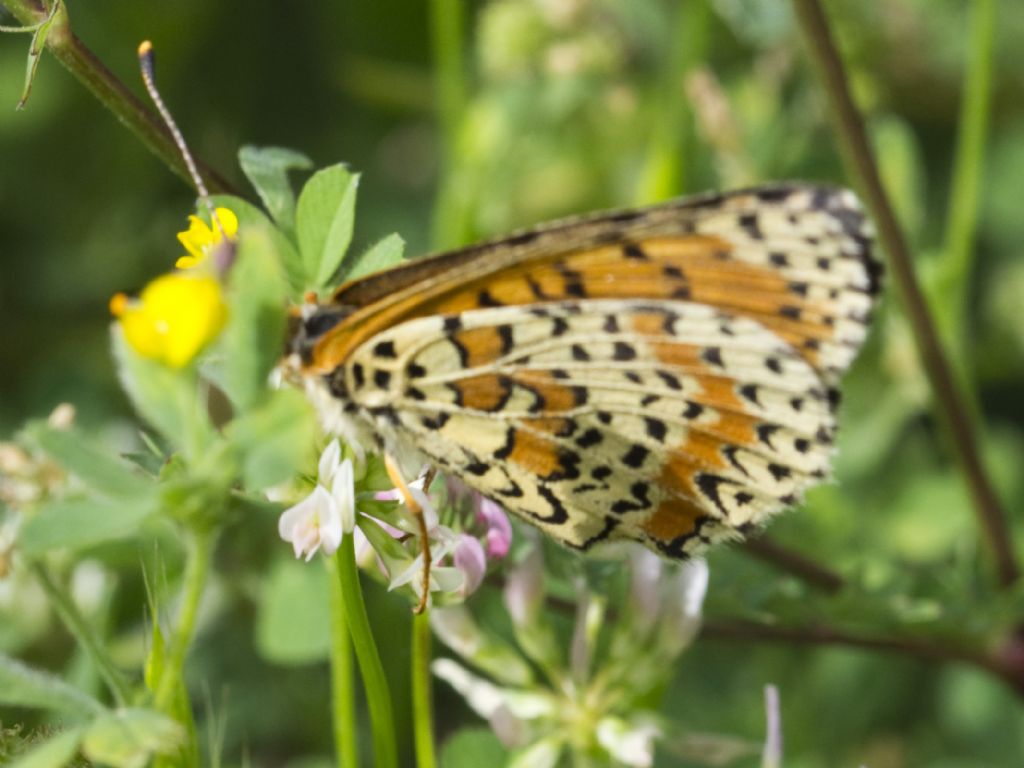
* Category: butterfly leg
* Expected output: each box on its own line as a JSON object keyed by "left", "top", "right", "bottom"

{"left": 384, "top": 455, "right": 432, "bottom": 614}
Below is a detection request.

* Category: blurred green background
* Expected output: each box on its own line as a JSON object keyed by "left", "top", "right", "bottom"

{"left": 2, "top": 0, "right": 1024, "bottom": 766}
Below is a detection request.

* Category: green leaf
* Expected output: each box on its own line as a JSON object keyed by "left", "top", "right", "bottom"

{"left": 19, "top": 497, "right": 159, "bottom": 556}
{"left": 238, "top": 145, "right": 313, "bottom": 231}
{"left": 82, "top": 708, "right": 183, "bottom": 768}
{"left": 7, "top": 727, "right": 84, "bottom": 768}
{"left": 440, "top": 728, "right": 508, "bottom": 768}
{"left": 255, "top": 557, "right": 331, "bottom": 664}
{"left": 219, "top": 224, "right": 289, "bottom": 410}
{"left": 210, "top": 194, "right": 306, "bottom": 296}
{"left": 224, "top": 389, "right": 316, "bottom": 490}
{"left": 0, "top": 654, "right": 104, "bottom": 715}
{"left": 112, "top": 330, "right": 214, "bottom": 460}
{"left": 22, "top": 423, "right": 154, "bottom": 500}
{"left": 342, "top": 232, "right": 405, "bottom": 282}
{"left": 14, "top": 0, "right": 61, "bottom": 110}
{"left": 295, "top": 165, "right": 360, "bottom": 288}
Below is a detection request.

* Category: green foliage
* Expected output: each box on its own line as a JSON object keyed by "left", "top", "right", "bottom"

{"left": 2, "top": 0, "right": 1024, "bottom": 766}
{"left": 238, "top": 145, "right": 313, "bottom": 232}
{"left": 256, "top": 557, "right": 332, "bottom": 664}
{"left": 296, "top": 165, "right": 360, "bottom": 289}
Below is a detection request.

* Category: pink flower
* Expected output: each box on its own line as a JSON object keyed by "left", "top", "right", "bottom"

{"left": 476, "top": 497, "right": 512, "bottom": 559}
{"left": 453, "top": 534, "right": 487, "bottom": 597}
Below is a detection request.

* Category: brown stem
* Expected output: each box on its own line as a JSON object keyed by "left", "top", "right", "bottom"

{"left": 791, "top": 0, "right": 1018, "bottom": 588}
{"left": 3, "top": 0, "right": 237, "bottom": 195}
{"left": 703, "top": 618, "right": 1024, "bottom": 698}
{"left": 740, "top": 534, "right": 844, "bottom": 594}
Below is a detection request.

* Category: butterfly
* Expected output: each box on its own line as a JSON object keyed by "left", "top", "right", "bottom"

{"left": 288, "top": 184, "right": 879, "bottom": 560}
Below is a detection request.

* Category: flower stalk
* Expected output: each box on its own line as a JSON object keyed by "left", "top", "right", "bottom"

{"left": 155, "top": 527, "right": 215, "bottom": 711}
{"left": 412, "top": 610, "right": 437, "bottom": 768}
{"left": 335, "top": 535, "right": 398, "bottom": 768}
{"left": 326, "top": 554, "right": 359, "bottom": 768}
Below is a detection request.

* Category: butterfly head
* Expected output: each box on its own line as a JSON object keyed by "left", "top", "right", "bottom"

{"left": 288, "top": 301, "right": 356, "bottom": 367}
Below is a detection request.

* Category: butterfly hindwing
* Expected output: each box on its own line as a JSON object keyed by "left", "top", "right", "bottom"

{"left": 341, "top": 299, "right": 836, "bottom": 556}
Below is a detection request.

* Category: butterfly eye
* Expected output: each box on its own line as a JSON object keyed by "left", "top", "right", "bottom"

{"left": 290, "top": 306, "right": 353, "bottom": 361}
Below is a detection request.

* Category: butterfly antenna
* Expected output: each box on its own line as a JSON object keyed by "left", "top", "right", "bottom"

{"left": 137, "top": 40, "right": 225, "bottom": 238}
{"left": 384, "top": 455, "right": 433, "bottom": 614}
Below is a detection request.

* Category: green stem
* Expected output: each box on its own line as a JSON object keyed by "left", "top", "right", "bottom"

{"left": 30, "top": 562, "right": 132, "bottom": 706}
{"left": 326, "top": 554, "right": 359, "bottom": 768}
{"left": 411, "top": 610, "right": 436, "bottom": 768}
{"left": 336, "top": 536, "right": 398, "bottom": 768}
{"left": 1, "top": 0, "right": 236, "bottom": 194}
{"left": 429, "top": 0, "right": 466, "bottom": 160}
{"left": 155, "top": 527, "right": 215, "bottom": 711}
{"left": 634, "top": 0, "right": 709, "bottom": 204}
{"left": 428, "top": 0, "right": 471, "bottom": 249}
{"left": 940, "top": 0, "right": 996, "bottom": 355}
{"left": 790, "top": 0, "right": 1019, "bottom": 589}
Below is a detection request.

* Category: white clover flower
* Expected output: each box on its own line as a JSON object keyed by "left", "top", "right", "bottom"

{"left": 277, "top": 441, "right": 355, "bottom": 561}
{"left": 433, "top": 542, "right": 724, "bottom": 767}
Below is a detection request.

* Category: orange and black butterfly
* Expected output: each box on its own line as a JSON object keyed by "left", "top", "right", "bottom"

{"left": 288, "top": 184, "right": 879, "bottom": 559}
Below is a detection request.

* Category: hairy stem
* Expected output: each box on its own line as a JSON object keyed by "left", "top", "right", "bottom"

{"left": 2, "top": 0, "right": 236, "bottom": 194}
{"left": 155, "top": 527, "right": 214, "bottom": 711}
{"left": 790, "top": 0, "right": 1018, "bottom": 588}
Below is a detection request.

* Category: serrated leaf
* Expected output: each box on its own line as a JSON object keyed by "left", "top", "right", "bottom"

{"left": 238, "top": 145, "right": 313, "bottom": 231}
{"left": 82, "top": 708, "right": 183, "bottom": 768}
{"left": 0, "top": 654, "right": 104, "bottom": 715}
{"left": 342, "top": 232, "right": 405, "bottom": 282}
{"left": 210, "top": 194, "right": 305, "bottom": 296}
{"left": 22, "top": 423, "right": 154, "bottom": 500}
{"left": 224, "top": 389, "right": 316, "bottom": 490}
{"left": 19, "top": 496, "right": 159, "bottom": 556}
{"left": 255, "top": 557, "right": 331, "bottom": 664}
{"left": 295, "top": 165, "right": 359, "bottom": 288}
{"left": 7, "top": 727, "right": 85, "bottom": 768}
{"left": 219, "top": 224, "right": 289, "bottom": 410}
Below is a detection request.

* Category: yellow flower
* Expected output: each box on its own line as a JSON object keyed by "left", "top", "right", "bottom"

{"left": 110, "top": 273, "right": 227, "bottom": 368}
{"left": 175, "top": 207, "right": 238, "bottom": 269}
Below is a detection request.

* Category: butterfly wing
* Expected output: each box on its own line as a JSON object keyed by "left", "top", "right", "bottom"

{"left": 298, "top": 183, "right": 879, "bottom": 557}
{"left": 339, "top": 299, "right": 836, "bottom": 556}
{"left": 307, "top": 184, "right": 878, "bottom": 388}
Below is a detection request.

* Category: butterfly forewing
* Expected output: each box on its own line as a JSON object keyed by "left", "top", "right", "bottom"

{"left": 298, "top": 183, "right": 879, "bottom": 558}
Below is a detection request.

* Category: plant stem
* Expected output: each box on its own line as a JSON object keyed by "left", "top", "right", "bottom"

{"left": 155, "top": 527, "right": 215, "bottom": 711}
{"left": 940, "top": 0, "right": 996, "bottom": 355}
{"left": 411, "top": 610, "right": 436, "bottom": 768}
{"left": 30, "top": 562, "right": 132, "bottom": 707}
{"left": 741, "top": 535, "right": 844, "bottom": 594}
{"left": 702, "top": 617, "right": 1024, "bottom": 697}
{"left": 790, "top": 0, "right": 1019, "bottom": 588}
{"left": 326, "top": 554, "right": 359, "bottom": 768}
{"left": 428, "top": 0, "right": 472, "bottom": 249}
{"left": 1, "top": 0, "right": 236, "bottom": 195}
{"left": 634, "top": 0, "right": 709, "bottom": 204}
{"left": 336, "top": 537, "right": 398, "bottom": 768}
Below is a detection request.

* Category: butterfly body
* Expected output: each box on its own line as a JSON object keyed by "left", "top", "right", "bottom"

{"left": 290, "top": 184, "right": 879, "bottom": 558}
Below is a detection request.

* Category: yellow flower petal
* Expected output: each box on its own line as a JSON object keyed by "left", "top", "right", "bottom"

{"left": 114, "top": 273, "right": 227, "bottom": 368}
{"left": 175, "top": 207, "right": 238, "bottom": 269}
